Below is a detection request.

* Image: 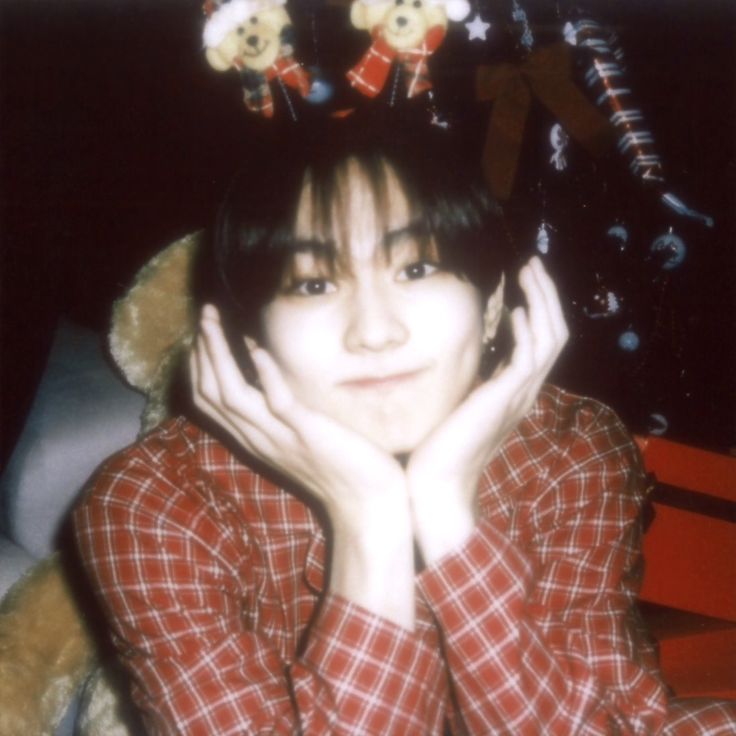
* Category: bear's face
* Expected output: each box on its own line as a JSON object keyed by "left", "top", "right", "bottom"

{"left": 206, "top": 6, "right": 290, "bottom": 73}
{"left": 351, "top": 0, "right": 447, "bottom": 50}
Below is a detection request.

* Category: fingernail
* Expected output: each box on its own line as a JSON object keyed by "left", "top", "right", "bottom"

{"left": 244, "top": 336, "right": 257, "bottom": 352}
{"left": 202, "top": 304, "right": 219, "bottom": 320}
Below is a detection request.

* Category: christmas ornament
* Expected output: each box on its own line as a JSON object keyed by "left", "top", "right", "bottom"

{"left": 536, "top": 222, "right": 550, "bottom": 254}
{"left": 606, "top": 223, "right": 629, "bottom": 252}
{"left": 347, "top": 0, "right": 470, "bottom": 100}
{"left": 549, "top": 124, "right": 569, "bottom": 171}
{"left": 584, "top": 286, "right": 623, "bottom": 320}
{"left": 650, "top": 229, "right": 687, "bottom": 270}
{"left": 466, "top": 12, "right": 491, "bottom": 42}
{"left": 565, "top": 16, "right": 713, "bottom": 227}
{"left": 305, "top": 71, "right": 334, "bottom": 104}
{"left": 511, "top": 0, "right": 534, "bottom": 51}
{"left": 647, "top": 413, "right": 669, "bottom": 436}
{"left": 202, "top": 0, "right": 311, "bottom": 119}
{"left": 618, "top": 330, "right": 640, "bottom": 352}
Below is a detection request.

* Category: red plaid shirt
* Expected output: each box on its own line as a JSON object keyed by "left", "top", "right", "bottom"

{"left": 74, "top": 386, "right": 736, "bottom": 734}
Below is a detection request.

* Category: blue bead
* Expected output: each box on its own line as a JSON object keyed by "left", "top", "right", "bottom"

{"left": 618, "top": 330, "right": 640, "bottom": 351}
{"left": 306, "top": 77, "right": 334, "bottom": 105}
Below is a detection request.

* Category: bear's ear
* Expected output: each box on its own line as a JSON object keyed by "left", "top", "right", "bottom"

{"left": 269, "top": 6, "right": 291, "bottom": 31}
{"left": 205, "top": 46, "right": 232, "bottom": 72}
{"left": 424, "top": 3, "right": 448, "bottom": 28}
{"left": 350, "top": 0, "right": 369, "bottom": 30}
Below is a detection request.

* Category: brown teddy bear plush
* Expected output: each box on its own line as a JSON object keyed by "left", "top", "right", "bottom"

{"left": 203, "top": 0, "right": 311, "bottom": 117}
{"left": 0, "top": 232, "right": 201, "bottom": 736}
{"left": 347, "top": 0, "right": 470, "bottom": 99}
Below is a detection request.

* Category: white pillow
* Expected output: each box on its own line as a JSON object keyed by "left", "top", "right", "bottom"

{"left": 0, "top": 320, "right": 145, "bottom": 559}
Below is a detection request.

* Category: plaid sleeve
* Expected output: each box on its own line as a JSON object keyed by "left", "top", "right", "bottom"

{"left": 417, "top": 407, "right": 669, "bottom": 735}
{"left": 295, "top": 595, "right": 446, "bottom": 734}
{"left": 74, "top": 454, "right": 442, "bottom": 735}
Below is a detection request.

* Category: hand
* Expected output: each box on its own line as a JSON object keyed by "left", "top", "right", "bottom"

{"left": 407, "top": 257, "right": 569, "bottom": 565}
{"left": 190, "top": 305, "right": 415, "bottom": 627}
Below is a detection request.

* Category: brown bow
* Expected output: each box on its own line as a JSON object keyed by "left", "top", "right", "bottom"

{"left": 476, "top": 42, "right": 614, "bottom": 201}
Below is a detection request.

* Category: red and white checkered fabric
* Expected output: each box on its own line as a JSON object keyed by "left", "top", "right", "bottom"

{"left": 74, "top": 385, "right": 736, "bottom": 734}
{"left": 347, "top": 25, "right": 446, "bottom": 98}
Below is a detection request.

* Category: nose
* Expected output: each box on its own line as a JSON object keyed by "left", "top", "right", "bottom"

{"left": 247, "top": 35, "right": 259, "bottom": 48}
{"left": 344, "top": 281, "right": 409, "bottom": 353}
{"left": 396, "top": 16, "right": 408, "bottom": 27}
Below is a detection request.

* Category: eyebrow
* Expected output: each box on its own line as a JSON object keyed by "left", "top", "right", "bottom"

{"left": 289, "top": 220, "right": 429, "bottom": 260}
{"left": 382, "top": 221, "right": 428, "bottom": 249}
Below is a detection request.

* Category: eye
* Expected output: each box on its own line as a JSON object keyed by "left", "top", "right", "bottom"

{"left": 249, "top": 16, "right": 258, "bottom": 24}
{"left": 413, "top": 0, "right": 422, "bottom": 6}
{"left": 395, "top": 0, "right": 404, "bottom": 5}
{"left": 398, "top": 261, "right": 438, "bottom": 281}
{"left": 292, "top": 278, "right": 337, "bottom": 296}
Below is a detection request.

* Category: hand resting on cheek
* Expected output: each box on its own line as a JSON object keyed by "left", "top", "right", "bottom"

{"left": 190, "top": 256, "right": 567, "bottom": 628}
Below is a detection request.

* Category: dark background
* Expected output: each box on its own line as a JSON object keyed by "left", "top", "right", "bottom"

{"left": 1, "top": 0, "right": 734, "bottom": 469}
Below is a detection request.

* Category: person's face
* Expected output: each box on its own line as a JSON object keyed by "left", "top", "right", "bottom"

{"left": 259, "top": 160, "right": 487, "bottom": 454}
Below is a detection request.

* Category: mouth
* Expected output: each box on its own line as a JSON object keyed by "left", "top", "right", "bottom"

{"left": 242, "top": 39, "right": 269, "bottom": 57}
{"left": 389, "top": 25, "right": 412, "bottom": 37}
{"left": 340, "top": 369, "right": 425, "bottom": 390}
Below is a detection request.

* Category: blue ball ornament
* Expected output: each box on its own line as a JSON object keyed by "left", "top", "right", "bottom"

{"left": 618, "top": 330, "right": 640, "bottom": 351}
{"left": 306, "top": 70, "right": 334, "bottom": 105}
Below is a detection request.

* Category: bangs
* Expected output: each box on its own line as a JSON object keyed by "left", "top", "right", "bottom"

{"left": 280, "top": 158, "right": 436, "bottom": 286}
{"left": 203, "top": 114, "right": 508, "bottom": 339}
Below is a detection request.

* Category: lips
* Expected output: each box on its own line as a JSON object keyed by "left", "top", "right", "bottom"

{"left": 340, "top": 369, "right": 425, "bottom": 390}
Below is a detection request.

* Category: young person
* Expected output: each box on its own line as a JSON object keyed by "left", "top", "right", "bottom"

{"left": 74, "top": 119, "right": 735, "bottom": 734}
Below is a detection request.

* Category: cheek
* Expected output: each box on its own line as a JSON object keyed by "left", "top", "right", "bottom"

{"left": 410, "top": 284, "right": 484, "bottom": 360}
{"left": 261, "top": 305, "right": 339, "bottom": 387}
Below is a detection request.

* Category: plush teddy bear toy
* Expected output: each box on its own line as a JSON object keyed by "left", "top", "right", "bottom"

{"left": 203, "top": 0, "right": 311, "bottom": 117}
{"left": 0, "top": 233, "right": 202, "bottom": 736}
{"left": 347, "top": 0, "right": 470, "bottom": 99}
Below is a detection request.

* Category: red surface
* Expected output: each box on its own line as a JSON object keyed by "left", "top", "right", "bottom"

{"left": 636, "top": 436, "right": 736, "bottom": 699}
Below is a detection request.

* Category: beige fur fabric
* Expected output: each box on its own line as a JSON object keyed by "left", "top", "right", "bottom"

{"left": 0, "top": 556, "right": 95, "bottom": 736}
{"left": 0, "top": 232, "right": 202, "bottom": 734}
{"left": 110, "top": 230, "right": 201, "bottom": 434}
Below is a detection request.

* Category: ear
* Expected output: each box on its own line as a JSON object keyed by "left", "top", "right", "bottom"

{"left": 482, "top": 274, "right": 505, "bottom": 344}
{"left": 270, "top": 6, "right": 291, "bottom": 31}
{"left": 350, "top": 0, "right": 369, "bottom": 30}
{"left": 424, "top": 4, "right": 448, "bottom": 28}
{"left": 205, "top": 46, "right": 233, "bottom": 72}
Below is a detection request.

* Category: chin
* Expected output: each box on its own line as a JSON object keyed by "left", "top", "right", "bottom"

{"left": 348, "top": 416, "right": 437, "bottom": 456}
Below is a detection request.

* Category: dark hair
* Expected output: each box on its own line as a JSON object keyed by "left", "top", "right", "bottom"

{"left": 197, "top": 112, "right": 509, "bottom": 347}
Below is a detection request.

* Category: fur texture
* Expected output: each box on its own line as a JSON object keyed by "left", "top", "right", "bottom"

{"left": 0, "top": 232, "right": 201, "bottom": 734}
{"left": 0, "top": 556, "right": 94, "bottom": 735}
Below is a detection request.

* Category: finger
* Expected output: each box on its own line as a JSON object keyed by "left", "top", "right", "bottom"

{"left": 527, "top": 258, "right": 569, "bottom": 347}
{"left": 249, "top": 346, "right": 325, "bottom": 445}
{"left": 194, "top": 334, "right": 298, "bottom": 460}
{"left": 508, "top": 305, "right": 533, "bottom": 375}
{"left": 248, "top": 346, "right": 296, "bottom": 417}
{"left": 198, "top": 319, "right": 296, "bottom": 441}
{"left": 518, "top": 260, "right": 557, "bottom": 360}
